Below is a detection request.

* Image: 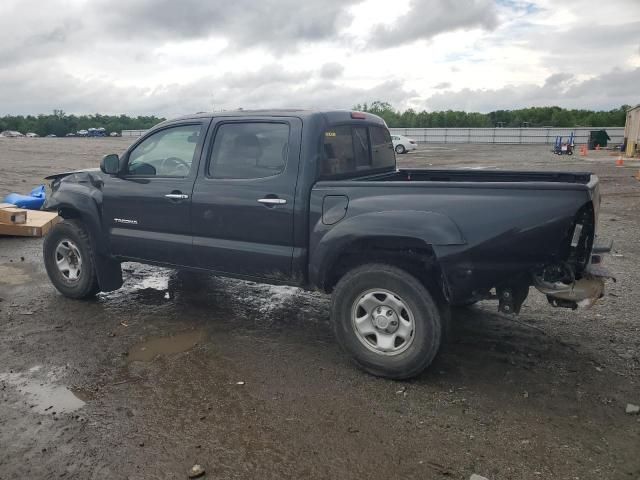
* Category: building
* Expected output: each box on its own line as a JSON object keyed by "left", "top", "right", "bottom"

{"left": 624, "top": 105, "right": 640, "bottom": 157}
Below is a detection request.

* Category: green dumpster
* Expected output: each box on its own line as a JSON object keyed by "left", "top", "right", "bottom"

{"left": 588, "top": 130, "right": 611, "bottom": 149}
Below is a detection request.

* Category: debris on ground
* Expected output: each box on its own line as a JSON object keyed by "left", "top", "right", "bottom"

{"left": 470, "top": 474, "right": 490, "bottom": 480}
{"left": 625, "top": 404, "right": 640, "bottom": 415}
{"left": 188, "top": 464, "right": 205, "bottom": 478}
{"left": 0, "top": 207, "right": 59, "bottom": 237}
{"left": 3, "top": 185, "right": 46, "bottom": 210}
{"left": 0, "top": 203, "right": 27, "bottom": 224}
{"left": 236, "top": 381, "right": 245, "bottom": 385}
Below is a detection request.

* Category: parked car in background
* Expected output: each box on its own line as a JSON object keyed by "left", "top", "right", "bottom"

{"left": 392, "top": 134, "right": 417, "bottom": 154}
{"left": 65, "top": 133, "right": 77, "bottom": 137}
{"left": 46, "top": 134, "right": 57, "bottom": 138}
{"left": 26, "top": 132, "right": 39, "bottom": 138}
{"left": 88, "top": 127, "right": 107, "bottom": 137}
{"left": 0, "top": 130, "right": 25, "bottom": 138}
{"left": 109, "top": 132, "right": 120, "bottom": 137}
{"left": 42, "top": 109, "right": 612, "bottom": 380}
{"left": 77, "top": 130, "right": 89, "bottom": 137}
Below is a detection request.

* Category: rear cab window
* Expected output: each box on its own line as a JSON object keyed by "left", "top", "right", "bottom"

{"left": 321, "top": 124, "right": 395, "bottom": 179}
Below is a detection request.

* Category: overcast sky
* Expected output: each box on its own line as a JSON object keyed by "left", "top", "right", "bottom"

{"left": 1, "top": 0, "right": 639, "bottom": 116}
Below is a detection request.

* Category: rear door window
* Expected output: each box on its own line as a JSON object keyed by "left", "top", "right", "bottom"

{"left": 208, "top": 122, "right": 289, "bottom": 179}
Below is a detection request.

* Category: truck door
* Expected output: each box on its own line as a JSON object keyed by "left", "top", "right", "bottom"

{"left": 102, "top": 121, "right": 208, "bottom": 266}
{"left": 190, "top": 117, "right": 301, "bottom": 279}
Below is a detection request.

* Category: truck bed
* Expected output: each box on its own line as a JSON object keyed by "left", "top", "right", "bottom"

{"left": 310, "top": 168, "right": 600, "bottom": 303}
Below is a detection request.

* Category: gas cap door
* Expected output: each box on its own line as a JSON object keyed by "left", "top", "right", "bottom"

{"left": 322, "top": 195, "right": 349, "bottom": 225}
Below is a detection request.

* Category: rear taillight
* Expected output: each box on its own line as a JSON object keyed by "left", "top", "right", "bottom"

{"left": 409, "top": 140, "right": 416, "bottom": 144}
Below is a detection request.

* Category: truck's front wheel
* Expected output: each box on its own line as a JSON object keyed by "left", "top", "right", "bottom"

{"left": 43, "top": 219, "right": 100, "bottom": 299}
{"left": 331, "top": 264, "right": 442, "bottom": 379}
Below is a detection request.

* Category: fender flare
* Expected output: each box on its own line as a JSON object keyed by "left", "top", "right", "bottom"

{"left": 309, "top": 210, "right": 466, "bottom": 289}
{"left": 45, "top": 183, "right": 123, "bottom": 292}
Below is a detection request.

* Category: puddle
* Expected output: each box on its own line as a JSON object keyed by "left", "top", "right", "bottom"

{"left": 0, "top": 366, "right": 86, "bottom": 414}
{"left": 135, "top": 272, "right": 170, "bottom": 291}
{"left": 0, "top": 264, "right": 31, "bottom": 285}
{"left": 128, "top": 330, "right": 206, "bottom": 362}
{"left": 224, "top": 280, "right": 300, "bottom": 314}
{"left": 99, "top": 264, "right": 171, "bottom": 296}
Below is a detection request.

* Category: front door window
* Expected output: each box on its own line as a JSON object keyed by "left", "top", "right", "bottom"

{"left": 127, "top": 125, "right": 202, "bottom": 177}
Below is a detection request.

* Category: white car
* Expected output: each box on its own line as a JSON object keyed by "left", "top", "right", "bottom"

{"left": 26, "top": 132, "right": 39, "bottom": 138}
{"left": 391, "top": 134, "right": 417, "bottom": 154}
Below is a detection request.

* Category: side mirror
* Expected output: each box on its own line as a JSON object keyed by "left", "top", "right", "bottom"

{"left": 100, "top": 154, "right": 120, "bottom": 175}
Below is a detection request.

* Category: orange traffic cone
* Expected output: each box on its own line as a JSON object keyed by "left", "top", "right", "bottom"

{"left": 580, "top": 145, "right": 587, "bottom": 156}
{"left": 615, "top": 155, "right": 624, "bottom": 167}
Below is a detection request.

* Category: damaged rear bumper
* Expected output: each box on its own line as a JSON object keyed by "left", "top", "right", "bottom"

{"left": 534, "top": 261, "right": 614, "bottom": 310}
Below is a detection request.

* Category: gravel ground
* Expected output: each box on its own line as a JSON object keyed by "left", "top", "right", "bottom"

{"left": 1, "top": 138, "right": 639, "bottom": 480}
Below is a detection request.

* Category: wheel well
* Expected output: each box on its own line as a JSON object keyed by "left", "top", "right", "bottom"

{"left": 58, "top": 207, "right": 80, "bottom": 219}
{"left": 324, "top": 237, "right": 445, "bottom": 301}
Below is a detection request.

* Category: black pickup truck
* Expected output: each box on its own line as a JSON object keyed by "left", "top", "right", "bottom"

{"left": 43, "top": 110, "right": 611, "bottom": 379}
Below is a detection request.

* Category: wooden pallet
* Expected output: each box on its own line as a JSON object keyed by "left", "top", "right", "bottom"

{"left": 0, "top": 205, "right": 60, "bottom": 237}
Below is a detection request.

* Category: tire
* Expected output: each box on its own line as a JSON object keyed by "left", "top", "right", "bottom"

{"left": 395, "top": 144, "right": 406, "bottom": 154}
{"left": 331, "top": 264, "right": 442, "bottom": 379}
{"left": 43, "top": 219, "right": 100, "bottom": 299}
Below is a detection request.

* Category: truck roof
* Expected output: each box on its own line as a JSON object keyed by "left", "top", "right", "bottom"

{"left": 161, "top": 109, "right": 386, "bottom": 126}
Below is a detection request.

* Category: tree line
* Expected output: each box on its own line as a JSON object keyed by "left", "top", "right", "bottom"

{"left": 355, "top": 102, "right": 629, "bottom": 128}
{"left": 0, "top": 110, "right": 165, "bottom": 137}
{"left": 0, "top": 105, "right": 629, "bottom": 135}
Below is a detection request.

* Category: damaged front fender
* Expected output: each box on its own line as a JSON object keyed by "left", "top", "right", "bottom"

{"left": 44, "top": 170, "right": 123, "bottom": 292}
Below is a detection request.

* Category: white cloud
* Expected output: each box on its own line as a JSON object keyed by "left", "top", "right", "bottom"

{"left": 424, "top": 68, "right": 640, "bottom": 112}
{"left": 0, "top": 0, "right": 638, "bottom": 115}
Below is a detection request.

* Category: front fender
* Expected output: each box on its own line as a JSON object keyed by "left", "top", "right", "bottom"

{"left": 44, "top": 173, "right": 123, "bottom": 291}
{"left": 45, "top": 175, "right": 107, "bottom": 255}
{"left": 309, "top": 210, "right": 466, "bottom": 289}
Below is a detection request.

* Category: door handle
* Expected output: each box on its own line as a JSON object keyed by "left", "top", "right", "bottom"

{"left": 165, "top": 193, "right": 189, "bottom": 199}
{"left": 258, "top": 198, "right": 287, "bottom": 205}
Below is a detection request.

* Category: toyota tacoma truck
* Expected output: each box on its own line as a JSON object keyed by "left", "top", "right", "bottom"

{"left": 42, "top": 110, "right": 612, "bottom": 379}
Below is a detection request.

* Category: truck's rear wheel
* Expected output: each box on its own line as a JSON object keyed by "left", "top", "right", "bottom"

{"left": 331, "top": 264, "right": 442, "bottom": 379}
{"left": 43, "top": 219, "right": 100, "bottom": 299}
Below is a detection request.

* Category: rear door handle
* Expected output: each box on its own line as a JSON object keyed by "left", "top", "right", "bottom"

{"left": 165, "top": 193, "right": 189, "bottom": 199}
{"left": 258, "top": 198, "right": 287, "bottom": 205}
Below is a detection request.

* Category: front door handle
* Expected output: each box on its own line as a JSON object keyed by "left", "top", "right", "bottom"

{"left": 165, "top": 193, "right": 189, "bottom": 199}
{"left": 258, "top": 198, "right": 287, "bottom": 205}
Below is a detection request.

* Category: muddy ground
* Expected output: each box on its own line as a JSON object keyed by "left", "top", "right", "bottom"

{"left": 0, "top": 138, "right": 639, "bottom": 480}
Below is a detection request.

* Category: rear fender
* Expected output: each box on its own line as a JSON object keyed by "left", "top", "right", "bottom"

{"left": 310, "top": 210, "right": 465, "bottom": 289}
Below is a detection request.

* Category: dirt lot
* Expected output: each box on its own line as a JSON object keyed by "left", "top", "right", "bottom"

{"left": 1, "top": 138, "right": 639, "bottom": 480}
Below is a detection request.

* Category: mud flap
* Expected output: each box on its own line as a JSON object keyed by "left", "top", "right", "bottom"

{"left": 95, "top": 254, "right": 123, "bottom": 292}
